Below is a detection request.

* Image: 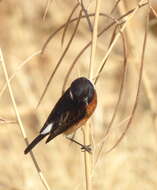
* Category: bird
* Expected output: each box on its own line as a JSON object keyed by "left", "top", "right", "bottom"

{"left": 24, "top": 77, "right": 97, "bottom": 154}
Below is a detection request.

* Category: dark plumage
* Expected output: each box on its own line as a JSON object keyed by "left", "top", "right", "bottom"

{"left": 24, "top": 77, "right": 97, "bottom": 154}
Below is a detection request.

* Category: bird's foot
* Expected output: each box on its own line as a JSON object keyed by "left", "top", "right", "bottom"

{"left": 66, "top": 136, "right": 92, "bottom": 153}
{"left": 81, "top": 144, "right": 92, "bottom": 153}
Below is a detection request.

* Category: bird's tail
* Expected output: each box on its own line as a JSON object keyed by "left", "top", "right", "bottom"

{"left": 24, "top": 134, "right": 47, "bottom": 154}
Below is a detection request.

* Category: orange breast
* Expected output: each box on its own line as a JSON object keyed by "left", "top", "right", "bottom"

{"left": 64, "top": 92, "right": 97, "bottom": 135}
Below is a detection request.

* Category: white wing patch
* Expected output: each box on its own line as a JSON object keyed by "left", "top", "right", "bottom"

{"left": 40, "top": 123, "right": 53, "bottom": 135}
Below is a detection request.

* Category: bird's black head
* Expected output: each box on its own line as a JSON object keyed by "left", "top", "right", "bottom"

{"left": 69, "top": 77, "right": 95, "bottom": 105}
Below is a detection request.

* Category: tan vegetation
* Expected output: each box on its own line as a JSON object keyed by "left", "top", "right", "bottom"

{"left": 1, "top": 0, "right": 157, "bottom": 189}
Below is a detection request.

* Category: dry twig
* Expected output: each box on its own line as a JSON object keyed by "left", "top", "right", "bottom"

{"left": 0, "top": 49, "right": 51, "bottom": 190}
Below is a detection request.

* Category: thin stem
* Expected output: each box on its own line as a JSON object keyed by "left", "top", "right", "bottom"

{"left": 61, "top": 3, "right": 147, "bottom": 93}
{"left": 37, "top": 10, "right": 82, "bottom": 109}
{"left": 83, "top": 1, "right": 102, "bottom": 190}
{"left": 0, "top": 49, "right": 51, "bottom": 190}
{"left": 105, "top": 3, "right": 149, "bottom": 154}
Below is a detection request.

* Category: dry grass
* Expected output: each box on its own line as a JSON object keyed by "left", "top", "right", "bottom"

{"left": 1, "top": 0, "right": 157, "bottom": 189}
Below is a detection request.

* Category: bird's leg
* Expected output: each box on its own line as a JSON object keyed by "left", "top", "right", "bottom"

{"left": 66, "top": 136, "right": 92, "bottom": 153}
{"left": 68, "top": 132, "right": 76, "bottom": 145}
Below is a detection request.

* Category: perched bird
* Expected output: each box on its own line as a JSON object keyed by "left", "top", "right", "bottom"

{"left": 24, "top": 77, "right": 97, "bottom": 154}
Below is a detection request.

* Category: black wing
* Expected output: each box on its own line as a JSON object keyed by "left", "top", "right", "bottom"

{"left": 40, "top": 88, "right": 86, "bottom": 140}
{"left": 24, "top": 89, "right": 86, "bottom": 154}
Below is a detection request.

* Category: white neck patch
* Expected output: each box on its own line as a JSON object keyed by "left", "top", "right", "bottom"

{"left": 69, "top": 90, "right": 74, "bottom": 100}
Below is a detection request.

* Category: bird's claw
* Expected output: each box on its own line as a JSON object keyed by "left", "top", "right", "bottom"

{"left": 81, "top": 144, "right": 92, "bottom": 153}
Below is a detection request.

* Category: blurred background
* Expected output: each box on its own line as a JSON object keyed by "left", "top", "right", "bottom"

{"left": 1, "top": 0, "right": 157, "bottom": 189}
